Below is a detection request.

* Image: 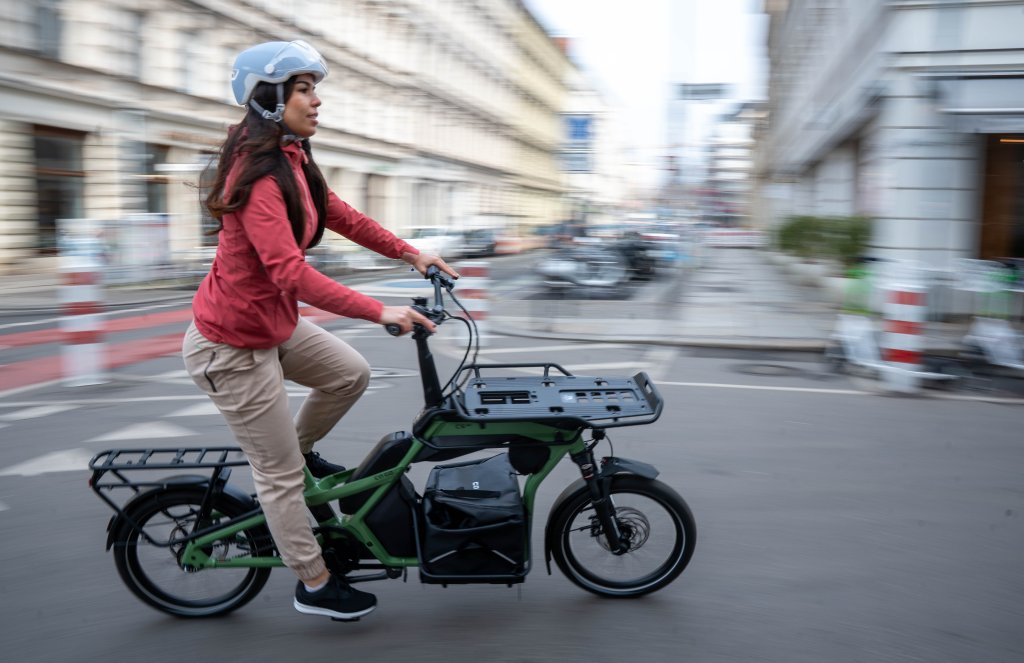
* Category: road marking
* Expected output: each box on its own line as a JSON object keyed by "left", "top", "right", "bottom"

{"left": 0, "top": 405, "right": 80, "bottom": 421}
{"left": 164, "top": 402, "right": 221, "bottom": 417}
{"left": 657, "top": 381, "right": 1024, "bottom": 403}
{"left": 928, "top": 392, "right": 1024, "bottom": 404}
{"left": 85, "top": 421, "right": 198, "bottom": 443}
{"left": 154, "top": 370, "right": 189, "bottom": 379}
{"left": 660, "top": 381, "right": 870, "bottom": 395}
{"left": 0, "top": 500, "right": 8, "bottom": 512}
{"left": 473, "top": 343, "right": 628, "bottom": 355}
{"left": 0, "top": 448, "right": 95, "bottom": 476}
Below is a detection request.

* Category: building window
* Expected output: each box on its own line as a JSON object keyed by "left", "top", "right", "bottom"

{"left": 142, "top": 144, "right": 170, "bottom": 214}
{"left": 35, "top": 0, "right": 62, "bottom": 59}
{"left": 126, "top": 11, "right": 144, "bottom": 80}
{"left": 34, "top": 127, "right": 85, "bottom": 255}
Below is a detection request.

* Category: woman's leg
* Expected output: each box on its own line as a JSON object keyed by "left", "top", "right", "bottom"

{"left": 278, "top": 317, "right": 371, "bottom": 453}
{"left": 182, "top": 322, "right": 326, "bottom": 582}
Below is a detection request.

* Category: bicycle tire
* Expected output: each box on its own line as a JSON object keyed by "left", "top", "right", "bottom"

{"left": 549, "top": 475, "right": 695, "bottom": 597}
{"left": 111, "top": 486, "right": 273, "bottom": 618}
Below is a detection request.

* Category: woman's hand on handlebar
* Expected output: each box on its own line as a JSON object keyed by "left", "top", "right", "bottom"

{"left": 402, "top": 251, "right": 460, "bottom": 280}
{"left": 379, "top": 305, "right": 435, "bottom": 336}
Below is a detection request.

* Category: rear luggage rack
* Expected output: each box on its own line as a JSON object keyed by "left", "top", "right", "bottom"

{"left": 88, "top": 447, "right": 261, "bottom": 551}
{"left": 452, "top": 364, "right": 663, "bottom": 428}
{"left": 89, "top": 447, "right": 250, "bottom": 511}
{"left": 90, "top": 447, "right": 249, "bottom": 473}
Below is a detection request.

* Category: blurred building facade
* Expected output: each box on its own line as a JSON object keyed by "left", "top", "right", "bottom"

{"left": 703, "top": 102, "right": 766, "bottom": 227}
{"left": 755, "top": 0, "right": 1024, "bottom": 269}
{"left": 0, "top": 0, "right": 577, "bottom": 275}
{"left": 557, "top": 54, "right": 630, "bottom": 227}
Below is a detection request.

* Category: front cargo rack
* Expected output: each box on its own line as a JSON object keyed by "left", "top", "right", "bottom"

{"left": 452, "top": 363, "right": 663, "bottom": 428}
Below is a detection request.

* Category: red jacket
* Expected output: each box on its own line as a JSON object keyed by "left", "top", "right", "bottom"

{"left": 192, "top": 141, "right": 417, "bottom": 348}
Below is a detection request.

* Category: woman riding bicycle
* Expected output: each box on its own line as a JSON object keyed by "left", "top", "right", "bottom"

{"left": 182, "top": 39, "right": 458, "bottom": 621}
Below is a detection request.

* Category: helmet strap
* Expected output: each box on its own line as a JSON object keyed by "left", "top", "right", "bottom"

{"left": 249, "top": 83, "right": 286, "bottom": 123}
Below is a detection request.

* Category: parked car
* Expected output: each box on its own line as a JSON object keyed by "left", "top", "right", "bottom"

{"left": 402, "top": 226, "right": 465, "bottom": 259}
{"left": 462, "top": 228, "right": 499, "bottom": 258}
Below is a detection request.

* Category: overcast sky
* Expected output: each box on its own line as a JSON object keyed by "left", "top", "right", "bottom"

{"left": 523, "top": 0, "right": 768, "bottom": 157}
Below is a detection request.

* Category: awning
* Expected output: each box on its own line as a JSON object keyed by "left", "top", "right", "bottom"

{"left": 932, "top": 72, "right": 1024, "bottom": 133}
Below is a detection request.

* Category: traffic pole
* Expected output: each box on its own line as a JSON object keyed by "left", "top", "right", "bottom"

{"left": 458, "top": 261, "right": 489, "bottom": 347}
{"left": 60, "top": 253, "right": 106, "bottom": 386}
{"left": 879, "top": 284, "right": 927, "bottom": 393}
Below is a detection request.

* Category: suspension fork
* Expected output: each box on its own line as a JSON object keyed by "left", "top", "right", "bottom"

{"left": 569, "top": 433, "right": 627, "bottom": 555}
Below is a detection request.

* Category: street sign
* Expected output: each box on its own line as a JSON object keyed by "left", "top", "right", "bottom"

{"left": 677, "top": 83, "right": 730, "bottom": 100}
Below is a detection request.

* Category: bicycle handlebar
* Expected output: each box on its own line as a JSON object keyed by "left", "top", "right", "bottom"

{"left": 384, "top": 266, "right": 453, "bottom": 336}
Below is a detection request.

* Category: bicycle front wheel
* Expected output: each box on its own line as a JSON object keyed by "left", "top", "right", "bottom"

{"left": 549, "top": 476, "right": 696, "bottom": 597}
{"left": 111, "top": 487, "right": 273, "bottom": 618}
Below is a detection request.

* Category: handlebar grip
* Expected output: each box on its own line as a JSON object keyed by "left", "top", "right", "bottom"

{"left": 384, "top": 323, "right": 402, "bottom": 336}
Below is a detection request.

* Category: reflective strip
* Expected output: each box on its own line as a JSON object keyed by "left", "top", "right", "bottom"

{"left": 889, "top": 290, "right": 925, "bottom": 306}
{"left": 63, "top": 301, "right": 101, "bottom": 317}
{"left": 58, "top": 283, "right": 101, "bottom": 304}
{"left": 459, "top": 265, "right": 489, "bottom": 279}
{"left": 61, "top": 314, "right": 103, "bottom": 333}
{"left": 61, "top": 270, "right": 99, "bottom": 286}
{"left": 64, "top": 330, "right": 104, "bottom": 345}
{"left": 883, "top": 319, "right": 922, "bottom": 336}
{"left": 882, "top": 302, "right": 926, "bottom": 323}
{"left": 882, "top": 332, "right": 921, "bottom": 352}
{"left": 883, "top": 348, "right": 921, "bottom": 364}
{"left": 61, "top": 343, "right": 104, "bottom": 386}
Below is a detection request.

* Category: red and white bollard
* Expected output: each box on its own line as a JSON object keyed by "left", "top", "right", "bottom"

{"left": 60, "top": 254, "right": 106, "bottom": 386}
{"left": 458, "top": 261, "right": 489, "bottom": 346}
{"left": 879, "top": 284, "right": 927, "bottom": 393}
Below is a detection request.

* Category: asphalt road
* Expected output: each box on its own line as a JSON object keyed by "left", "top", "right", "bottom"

{"left": 1, "top": 324, "right": 1022, "bottom": 662}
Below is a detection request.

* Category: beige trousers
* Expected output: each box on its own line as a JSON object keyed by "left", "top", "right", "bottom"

{"left": 182, "top": 318, "right": 370, "bottom": 581}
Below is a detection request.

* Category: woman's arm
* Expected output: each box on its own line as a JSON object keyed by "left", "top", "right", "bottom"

{"left": 324, "top": 191, "right": 415, "bottom": 259}
{"left": 240, "top": 177, "right": 386, "bottom": 322}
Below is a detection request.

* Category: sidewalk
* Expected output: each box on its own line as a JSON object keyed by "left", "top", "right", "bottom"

{"left": 0, "top": 249, "right": 979, "bottom": 353}
{"left": 496, "top": 248, "right": 973, "bottom": 354}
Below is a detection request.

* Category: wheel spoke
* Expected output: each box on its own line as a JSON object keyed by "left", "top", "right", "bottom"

{"left": 112, "top": 488, "right": 271, "bottom": 617}
{"left": 550, "top": 478, "right": 695, "bottom": 597}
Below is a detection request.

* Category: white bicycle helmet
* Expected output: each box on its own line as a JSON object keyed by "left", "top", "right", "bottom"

{"left": 230, "top": 40, "right": 328, "bottom": 122}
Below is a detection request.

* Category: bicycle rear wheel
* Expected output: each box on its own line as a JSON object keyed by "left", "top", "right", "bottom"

{"left": 549, "top": 476, "right": 695, "bottom": 597}
{"left": 111, "top": 487, "right": 273, "bottom": 617}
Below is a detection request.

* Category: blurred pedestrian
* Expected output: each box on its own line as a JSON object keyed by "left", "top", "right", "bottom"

{"left": 181, "top": 39, "right": 458, "bottom": 621}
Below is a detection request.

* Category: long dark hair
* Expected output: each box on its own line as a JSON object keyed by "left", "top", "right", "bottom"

{"left": 203, "top": 78, "right": 327, "bottom": 248}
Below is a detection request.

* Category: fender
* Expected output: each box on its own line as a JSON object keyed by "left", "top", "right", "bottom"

{"left": 105, "top": 472, "right": 255, "bottom": 551}
{"left": 543, "top": 456, "right": 659, "bottom": 573}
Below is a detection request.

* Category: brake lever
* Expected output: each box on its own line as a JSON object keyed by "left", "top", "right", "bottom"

{"left": 385, "top": 268, "right": 452, "bottom": 336}
{"left": 384, "top": 305, "right": 443, "bottom": 337}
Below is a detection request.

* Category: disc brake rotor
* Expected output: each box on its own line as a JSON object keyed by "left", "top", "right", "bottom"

{"left": 594, "top": 506, "right": 651, "bottom": 552}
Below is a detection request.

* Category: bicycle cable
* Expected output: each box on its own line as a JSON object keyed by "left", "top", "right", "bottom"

{"left": 439, "top": 287, "right": 481, "bottom": 397}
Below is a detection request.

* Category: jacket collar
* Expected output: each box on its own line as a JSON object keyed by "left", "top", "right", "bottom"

{"left": 281, "top": 140, "right": 308, "bottom": 166}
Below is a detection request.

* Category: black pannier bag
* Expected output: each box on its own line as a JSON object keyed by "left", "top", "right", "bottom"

{"left": 420, "top": 453, "right": 527, "bottom": 582}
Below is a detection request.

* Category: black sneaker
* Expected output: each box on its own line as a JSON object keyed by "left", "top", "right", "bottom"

{"left": 294, "top": 575, "right": 377, "bottom": 621}
{"left": 303, "top": 451, "right": 346, "bottom": 478}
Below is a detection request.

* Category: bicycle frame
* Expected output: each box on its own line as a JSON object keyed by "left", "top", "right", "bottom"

{"left": 172, "top": 431, "right": 587, "bottom": 572}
